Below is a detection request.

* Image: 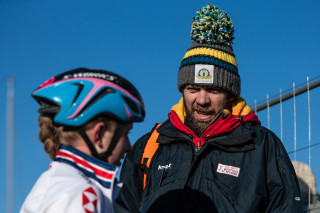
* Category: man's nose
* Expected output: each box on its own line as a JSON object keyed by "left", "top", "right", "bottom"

{"left": 196, "top": 90, "right": 210, "bottom": 106}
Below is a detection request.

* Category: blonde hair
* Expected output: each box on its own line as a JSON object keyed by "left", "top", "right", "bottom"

{"left": 38, "top": 115, "right": 113, "bottom": 160}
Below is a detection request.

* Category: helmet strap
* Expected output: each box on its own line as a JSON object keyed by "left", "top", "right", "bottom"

{"left": 103, "top": 123, "right": 124, "bottom": 158}
{"left": 78, "top": 123, "right": 124, "bottom": 162}
{"left": 78, "top": 128, "right": 100, "bottom": 159}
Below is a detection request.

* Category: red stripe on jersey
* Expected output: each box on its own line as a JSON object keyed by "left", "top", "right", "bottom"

{"left": 57, "top": 150, "right": 114, "bottom": 180}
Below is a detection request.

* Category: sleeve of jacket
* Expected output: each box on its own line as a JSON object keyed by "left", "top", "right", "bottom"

{"left": 264, "top": 130, "right": 303, "bottom": 212}
{"left": 114, "top": 133, "right": 150, "bottom": 213}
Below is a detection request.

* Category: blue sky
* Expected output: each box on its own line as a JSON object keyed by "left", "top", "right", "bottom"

{"left": 1, "top": 0, "right": 320, "bottom": 212}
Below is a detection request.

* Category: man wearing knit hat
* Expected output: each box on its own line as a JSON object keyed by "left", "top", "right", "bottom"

{"left": 114, "top": 4, "right": 302, "bottom": 213}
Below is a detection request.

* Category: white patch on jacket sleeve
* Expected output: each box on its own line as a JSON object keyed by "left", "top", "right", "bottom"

{"left": 216, "top": 163, "right": 240, "bottom": 177}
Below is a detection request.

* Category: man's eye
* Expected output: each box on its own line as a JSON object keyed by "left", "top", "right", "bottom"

{"left": 187, "top": 88, "right": 199, "bottom": 92}
{"left": 208, "top": 90, "right": 218, "bottom": 94}
{"left": 207, "top": 89, "right": 221, "bottom": 94}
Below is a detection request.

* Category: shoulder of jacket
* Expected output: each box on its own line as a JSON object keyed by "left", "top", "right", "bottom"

{"left": 21, "top": 172, "right": 99, "bottom": 213}
{"left": 127, "top": 123, "right": 163, "bottom": 164}
{"left": 251, "top": 124, "right": 286, "bottom": 152}
{"left": 252, "top": 124, "right": 279, "bottom": 139}
{"left": 132, "top": 123, "right": 159, "bottom": 152}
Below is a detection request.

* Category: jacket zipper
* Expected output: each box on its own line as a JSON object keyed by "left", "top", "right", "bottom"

{"left": 191, "top": 113, "right": 223, "bottom": 148}
{"left": 198, "top": 113, "right": 223, "bottom": 144}
{"left": 213, "top": 181, "right": 235, "bottom": 206}
{"left": 158, "top": 168, "right": 165, "bottom": 188}
{"left": 188, "top": 142, "right": 211, "bottom": 173}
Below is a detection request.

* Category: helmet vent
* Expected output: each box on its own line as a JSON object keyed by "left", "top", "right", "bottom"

{"left": 72, "top": 83, "right": 84, "bottom": 105}
{"left": 121, "top": 95, "right": 139, "bottom": 115}
{"left": 37, "top": 98, "right": 60, "bottom": 115}
{"left": 75, "top": 88, "right": 115, "bottom": 118}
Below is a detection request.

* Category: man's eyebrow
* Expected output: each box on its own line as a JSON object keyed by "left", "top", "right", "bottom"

{"left": 186, "top": 85, "right": 199, "bottom": 89}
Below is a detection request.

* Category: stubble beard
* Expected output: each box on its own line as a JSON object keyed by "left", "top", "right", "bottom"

{"left": 184, "top": 97, "right": 230, "bottom": 135}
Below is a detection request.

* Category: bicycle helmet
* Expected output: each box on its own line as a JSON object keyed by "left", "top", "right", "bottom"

{"left": 32, "top": 67, "right": 145, "bottom": 161}
{"left": 33, "top": 67, "right": 145, "bottom": 125}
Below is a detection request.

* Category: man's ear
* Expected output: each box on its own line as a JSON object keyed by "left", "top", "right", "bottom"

{"left": 92, "top": 122, "right": 106, "bottom": 146}
{"left": 228, "top": 93, "right": 236, "bottom": 102}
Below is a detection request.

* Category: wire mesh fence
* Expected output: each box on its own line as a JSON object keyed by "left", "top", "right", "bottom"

{"left": 252, "top": 76, "right": 320, "bottom": 212}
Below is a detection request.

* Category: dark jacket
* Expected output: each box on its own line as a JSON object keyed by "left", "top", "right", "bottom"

{"left": 114, "top": 99, "right": 302, "bottom": 213}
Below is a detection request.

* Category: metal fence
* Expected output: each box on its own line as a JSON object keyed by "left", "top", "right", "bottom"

{"left": 251, "top": 76, "right": 320, "bottom": 212}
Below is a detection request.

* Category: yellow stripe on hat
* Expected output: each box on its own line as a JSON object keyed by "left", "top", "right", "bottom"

{"left": 183, "top": 47, "right": 238, "bottom": 67}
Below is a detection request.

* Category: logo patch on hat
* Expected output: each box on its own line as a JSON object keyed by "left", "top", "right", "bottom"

{"left": 195, "top": 64, "right": 214, "bottom": 84}
{"left": 217, "top": 163, "right": 240, "bottom": 177}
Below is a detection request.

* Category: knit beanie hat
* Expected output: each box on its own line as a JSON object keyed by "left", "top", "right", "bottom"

{"left": 178, "top": 4, "right": 240, "bottom": 97}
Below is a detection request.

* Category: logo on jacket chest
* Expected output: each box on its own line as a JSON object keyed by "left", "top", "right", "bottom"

{"left": 158, "top": 163, "right": 172, "bottom": 170}
{"left": 216, "top": 163, "right": 240, "bottom": 177}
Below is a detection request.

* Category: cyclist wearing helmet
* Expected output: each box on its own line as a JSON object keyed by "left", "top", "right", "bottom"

{"left": 20, "top": 67, "right": 145, "bottom": 213}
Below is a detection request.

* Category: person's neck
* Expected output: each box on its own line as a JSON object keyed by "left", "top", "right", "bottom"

{"left": 61, "top": 139, "right": 93, "bottom": 157}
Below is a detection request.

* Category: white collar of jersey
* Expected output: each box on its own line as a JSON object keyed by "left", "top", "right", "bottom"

{"left": 55, "top": 144, "right": 118, "bottom": 189}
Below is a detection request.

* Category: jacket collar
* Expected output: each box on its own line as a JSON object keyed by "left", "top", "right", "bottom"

{"left": 157, "top": 118, "right": 257, "bottom": 152}
{"left": 55, "top": 144, "right": 118, "bottom": 189}
{"left": 158, "top": 97, "right": 261, "bottom": 148}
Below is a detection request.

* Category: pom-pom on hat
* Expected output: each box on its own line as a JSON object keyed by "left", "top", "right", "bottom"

{"left": 178, "top": 4, "right": 240, "bottom": 97}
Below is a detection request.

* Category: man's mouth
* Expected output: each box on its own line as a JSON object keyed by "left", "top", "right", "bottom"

{"left": 194, "top": 110, "right": 214, "bottom": 121}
